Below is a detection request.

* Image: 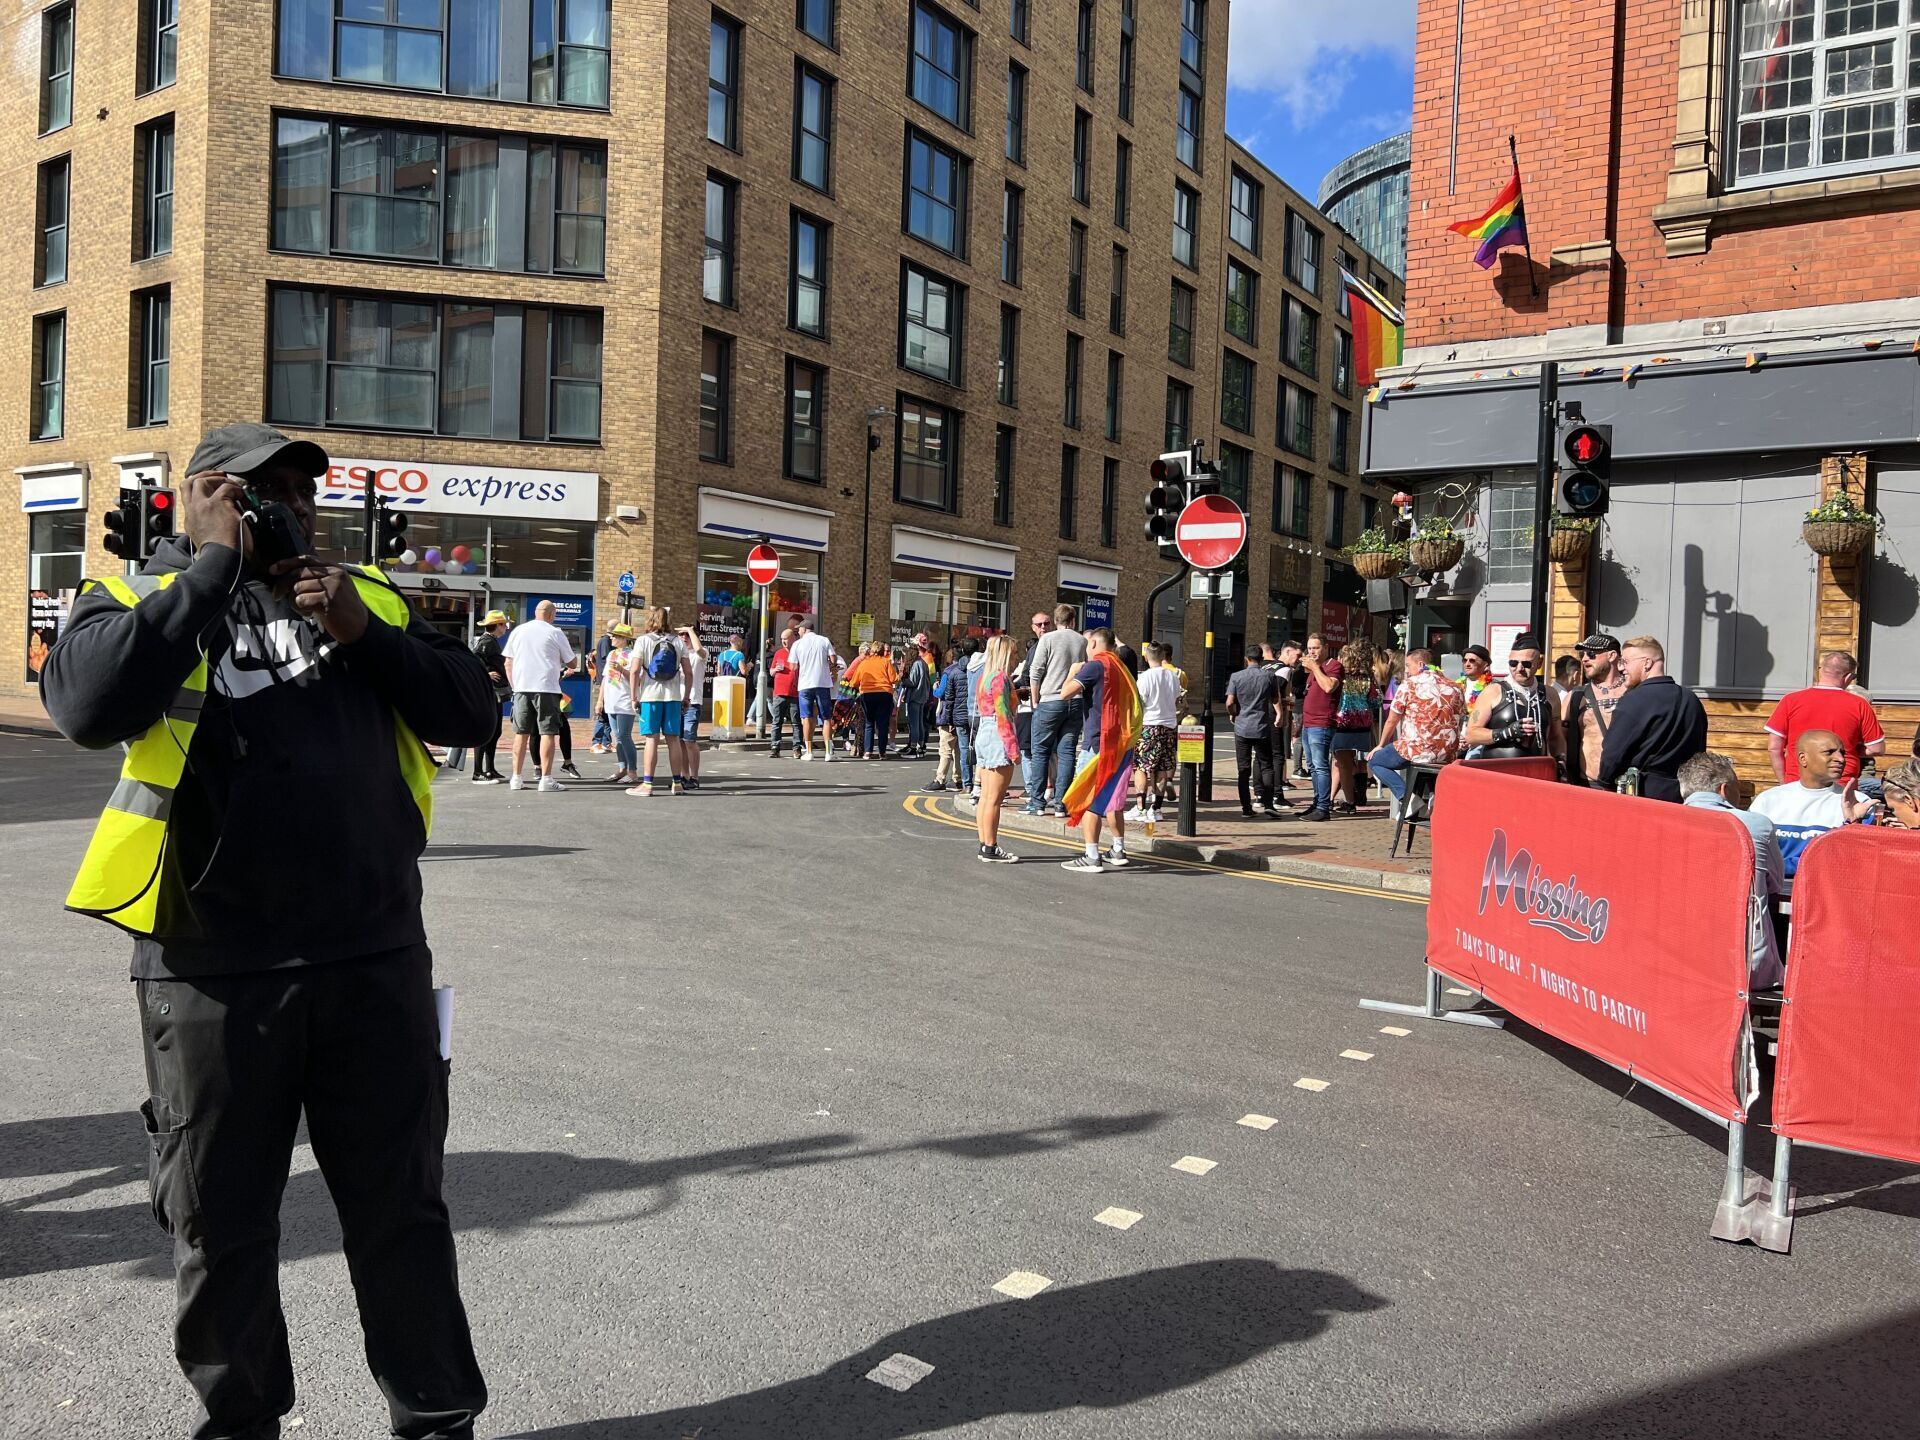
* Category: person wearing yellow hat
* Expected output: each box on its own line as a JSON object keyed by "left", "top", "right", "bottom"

{"left": 601, "top": 622, "right": 640, "bottom": 782}
{"left": 468, "top": 610, "right": 512, "bottom": 783}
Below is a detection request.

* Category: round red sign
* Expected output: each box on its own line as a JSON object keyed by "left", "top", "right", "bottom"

{"left": 1174, "top": 495, "right": 1248, "bottom": 571}
{"left": 746, "top": 544, "right": 781, "bottom": 587}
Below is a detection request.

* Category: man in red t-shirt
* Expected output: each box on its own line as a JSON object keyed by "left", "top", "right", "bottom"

{"left": 1293, "top": 632, "right": 1345, "bottom": 821}
{"left": 768, "top": 625, "right": 802, "bottom": 757}
{"left": 1766, "top": 650, "right": 1885, "bottom": 786}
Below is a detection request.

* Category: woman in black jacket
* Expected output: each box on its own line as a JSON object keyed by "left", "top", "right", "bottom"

{"left": 470, "top": 611, "right": 512, "bottom": 782}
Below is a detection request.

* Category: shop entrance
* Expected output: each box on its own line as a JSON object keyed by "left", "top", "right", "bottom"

{"left": 409, "top": 587, "right": 475, "bottom": 646}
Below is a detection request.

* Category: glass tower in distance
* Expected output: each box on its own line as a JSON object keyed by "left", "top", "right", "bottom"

{"left": 1318, "top": 131, "right": 1411, "bottom": 279}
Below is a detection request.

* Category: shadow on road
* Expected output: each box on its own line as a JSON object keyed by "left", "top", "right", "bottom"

{"left": 503, "top": 1260, "right": 1382, "bottom": 1439}
{"left": 0, "top": 1110, "right": 1166, "bottom": 1282}
{"left": 420, "top": 843, "right": 586, "bottom": 862}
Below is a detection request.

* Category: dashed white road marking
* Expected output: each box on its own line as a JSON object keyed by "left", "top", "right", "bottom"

{"left": 1237, "top": 1114, "right": 1278, "bottom": 1130}
{"left": 1094, "top": 1206, "right": 1143, "bottom": 1230}
{"left": 865, "top": 1353, "right": 936, "bottom": 1391}
{"left": 1446, "top": 987, "right": 1473, "bottom": 997}
{"left": 1379, "top": 1026, "right": 1412, "bottom": 1037}
{"left": 1294, "top": 1077, "right": 1331, "bottom": 1093}
{"left": 992, "top": 1270, "right": 1053, "bottom": 1299}
{"left": 1171, "top": 1155, "right": 1217, "bottom": 1175}
{"left": 1340, "top": 1049, "right": 1375, "bottom": 1061}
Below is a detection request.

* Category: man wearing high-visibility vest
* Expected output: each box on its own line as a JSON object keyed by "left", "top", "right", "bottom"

{"left": 42, "top": 424, "right": 496, "bottom": 1440}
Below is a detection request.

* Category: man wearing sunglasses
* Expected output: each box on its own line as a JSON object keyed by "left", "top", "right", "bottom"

{"left": 1464, "top": 633, "right": 1565, "bottom": 766}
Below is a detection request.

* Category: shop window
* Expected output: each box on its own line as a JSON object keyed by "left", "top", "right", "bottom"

{"left": 701, "top": 535, "right": 820, "bottom": 627}
{"left": 30, "top": 509, "right": 86, "bottom": 595}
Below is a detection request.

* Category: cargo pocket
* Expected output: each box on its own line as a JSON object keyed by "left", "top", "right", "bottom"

{"left": 141, "top": 1097, "right": 201, "bottom": 1244}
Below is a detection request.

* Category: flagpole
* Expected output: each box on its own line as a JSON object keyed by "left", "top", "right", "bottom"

{"left": 1509, "top": 134, "right": 1539, "bottom": 297}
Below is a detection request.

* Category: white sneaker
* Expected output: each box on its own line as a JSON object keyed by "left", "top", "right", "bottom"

{"left": 1105, "top": 849, "right": 1131, "bottom": 867}
{"left": 508, "top": 774, "right": 526, "bottom": 791}
{"left": 538, "top": 777, "right": 566, "bottom": 792}
{"left": 799, "top": 749, "right": 812, "bottom": 761}
{"left": 1060, "top": 854, "right": 1105, "bottom": 875}
{"left": 1124, "top": 804, "right": 1145, "bottom": 823}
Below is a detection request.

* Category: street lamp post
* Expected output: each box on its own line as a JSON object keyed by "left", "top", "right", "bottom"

{"left": 860, "top": 405, "right": 896, "bottom": 623}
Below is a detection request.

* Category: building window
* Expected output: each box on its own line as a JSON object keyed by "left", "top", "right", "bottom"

{"left": 1285, "top": 209, "right": 1321, "bottom": 293}
{"left": 36, "top": 158, "right": 69, "bottom": 288}
{"left": 998, "top": 303, "right": 1019, "bottom": 404}
{"left": 1283, "top": 296, "right": 1319, "bottom": 376}
{"left": 1181, "top": 0, "right": 1205, "bottom": 74}
{"left": 1072, "top": 109, "right": 1092, "bottom": 203}
{"left": 704, "top": 173, "right": 736, "bottom": 304}
{"left": 1000, "top": 181, "right": 1022, "bottom": 282}
{"left": 40, "top": 3, "right": 72, "bottom": 135}
{"left": 1279, "top": 378, "right": 1314, "bottom": 457}
{"left": 1104, "top": 351, "right": 1122, "bottom": 440}
{"left": 1335, "top": 249, "right": 1353, "bottom": 316}
{"left": 1011, "top": 0, "right": 1030, "bottom": 44}
{"left": 1325, "top": 482, "right": 1347, "bottom": 549}
{"left": 134, "top": 287, "right": 171, "bottom": 427}
{"left": 1076, "top": 0, "right": 1095, "bottom": 91}
{"left": 32, "top": 312, "right": 65, "bottom": 440}
{"left": 1006, "top": 62, "right": 1027, "bottom": 163}
{"left": 1729, "top": 0, "right": 1920, "bottom": 184}
{"left": 532, "top": 139, "right": 608, "bottom": 274}
{"left": 1109, "top": 244, "right": 1127, "bottom": 334}
{"left": 1331, "top": 406, "right": 1352, "bottom": 473}
{"left": 1273, "top": 462, "right": 1311, "bottom": 537}
{"left": 1230, "top": 168, "right": 1260, "bottom": 251}
{"left": 1063, "top": 332, "right": 1083, "bottom": 428}
{"left": 325, "top": 122, "right": 439, "bottom": 262}
{"left": 1118, "top": 3, "right": 1135, "bottom": 121}
{"left": 1168, "top": 280, "right": 1194, "bottom": 366}
{"left": 139, "top": 119, "right": 175, "bottom": 259}
{"left": 907, "top": 129, "right": 967, "bottom": 256}
{"left": 709, "top": 12, "right": 741, "bottom": 147}
{"left": 1059, "top": 445, "right": 1079, "bottom": 540}
{"left": 333, "top": 297, "right": 433, "bottom": 431}
{"left": 1100, "top": 456, "right": 1118, "bottom": 547}
{"left": 897, "top": 397, "right": 957, "bottom": 510}
{"left": 535, "top": 0, "right": 612, "bottom": 106}
{"left": 1225, "top": 259, "right": 1256, "bottom": 342}
{"left": 1220, "top": 350, "right": 1253, "bottom": 433}
{"left": 798, "top": 0, "right": 833, "bottom": 46}
{"left": 993, "top": 424, "right": 1014, "bottom": 524}
{"left": 910, "top": 1, "right": 971, "bottom": 129}
{"left": 1334, "top": 328, "right": 1353, "bottom": 397}
{"left": 902, "top": 262, "right": 960, "bottom": 384}
{"left": 785, "top": 358, "right": 824, "bottom": 480}
{"left": 1172, "top": 181, "right": 1198, "bottom": 267}
{"left": 790, "top": 211, "right": 828, "bottom": 334}
{"left": 1177, "top": 86, "right": 1202, "bottom": 169}
{"left": 1220, "top": 443, "right": 1249, "bottom": 509}
{"left": 1067, "top": 220, "right": 1087, "bottom": 317}
{"left": 1165, "top": 378, "right": 1190, "bottom": 451}
{"left": 1113, "top": 136, "right": 1132, "bottom": 228}
{"left": 794, "top": 63, "right": 833, "bottom": 190}
{"left": 1362, "top": 493, "right": 1379, "bottom": 533}
{"left": 142, "top": 0, "right": 179, "bottom": 93}
{"left": 701, "top": 331, "right": 732, "bottom": 461}
{"left": 29, "top": 509, "right": 87, "bottom": 601}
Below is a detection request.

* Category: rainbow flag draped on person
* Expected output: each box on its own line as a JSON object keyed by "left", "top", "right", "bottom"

{"left": 1341, "top": 270, "right": 1403, "bottom": 391}
{"left": 1062, "top": 651, "right": 1142, "bottom": 824}
{"left": 1450, "top": 164, "right": 1528, "bottom": 269}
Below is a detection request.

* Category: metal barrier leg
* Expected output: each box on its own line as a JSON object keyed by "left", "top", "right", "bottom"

{"left": 1751, "top": 1134, "right": 1795, "bottom": 1254}
{"left": 1360, "top": 965, "right": 1506, "bottom": 1029}
{"left": 1709, "top": 1120, "right": 1791, "bottom": 1252}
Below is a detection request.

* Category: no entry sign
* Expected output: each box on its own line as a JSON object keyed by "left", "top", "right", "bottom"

{"left": 746, "top": 544, "right": 781, "bottom": 587}
{"left": 1174, "top": 495, "right": 1248, "bottom": 571}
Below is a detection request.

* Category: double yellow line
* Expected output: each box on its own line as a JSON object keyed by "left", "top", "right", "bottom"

{"left": 902, "top": 793, "right": 1425, "bottom": 906}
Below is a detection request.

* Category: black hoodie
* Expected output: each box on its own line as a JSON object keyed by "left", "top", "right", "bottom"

{"left": 42, "top": 538, "right": 497, "bottom": 979}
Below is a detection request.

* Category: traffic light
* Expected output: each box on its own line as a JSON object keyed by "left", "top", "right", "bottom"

{"left": 1557, "top": 419, "right": 1611, "bottom": 517}
{"left": 372, "top": 495, "right": 408, "bottom": 561}
{"left": 102, "top": 487, "right": 143, "bottom": 561}
{"left": 141, "top": 486, "right": 176, "bottom": 558}
{"left": 1187, "top": 458, "right": 1222, "bottom": 498}
{"left": 1145, "top": 451, "right": 1188, "bottom": 551}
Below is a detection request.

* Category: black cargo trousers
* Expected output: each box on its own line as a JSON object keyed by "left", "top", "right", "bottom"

{"left": 137, "top": 946, "right": 486, "bottom": 1440}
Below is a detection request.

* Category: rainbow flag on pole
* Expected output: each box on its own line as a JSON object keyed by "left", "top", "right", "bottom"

{"left": 1341, "top": 270, "right": 1403, "bottom": 391}
{"left": 1449, "top": 165, "right": 1528, "bottom": 269}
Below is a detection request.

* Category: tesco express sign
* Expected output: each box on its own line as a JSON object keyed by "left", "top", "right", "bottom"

{"left": 316, "top": 459, "right": 600, "bottom": 522}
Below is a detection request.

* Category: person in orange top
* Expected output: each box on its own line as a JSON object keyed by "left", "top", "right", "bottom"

{"left": 848, "top": 642, "right": 900, "bottom": 758}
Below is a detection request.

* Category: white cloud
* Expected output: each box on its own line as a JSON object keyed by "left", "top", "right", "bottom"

{"left": 1227, "top": 0, "right": 1418, "bottom": 129}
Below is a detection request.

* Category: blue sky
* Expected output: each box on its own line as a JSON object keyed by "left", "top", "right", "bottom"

{"left": 1223, "top": 0, "right": 1417, "bottom": 202}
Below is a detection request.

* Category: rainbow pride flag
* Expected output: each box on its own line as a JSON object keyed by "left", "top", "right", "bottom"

{"left": 1341, "top": 270, "right": 1403, "bottom": 391}
{"left": 1062, "top": 652, "right": 1142, "bottom": 824}
{"left": 1449, "top": 166, "right": 1528, "bottom": 269}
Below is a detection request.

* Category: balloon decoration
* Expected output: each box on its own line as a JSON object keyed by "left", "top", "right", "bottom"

{"left": 451, "top": 544, "right": 471, "bottom": 563}
{"left": 399, "top": 549, "right": 418, "bottom": 566}
{"left": 422, "top": 548, "right": 443, "bottom": 571}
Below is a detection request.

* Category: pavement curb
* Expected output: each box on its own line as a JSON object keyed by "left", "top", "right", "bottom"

{"left": 0, "top": 718, "right": 60, "bottom": 738}
{"left": 1135, "top": 834, "right": 1431, "bottom": 897}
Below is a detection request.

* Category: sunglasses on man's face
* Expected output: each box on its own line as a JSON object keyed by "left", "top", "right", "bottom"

{"left": 1509, "top": 657, "right": 1539, "bottom": 670}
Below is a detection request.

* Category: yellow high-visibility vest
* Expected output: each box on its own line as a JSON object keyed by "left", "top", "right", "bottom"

{"left": 64, "top": 565, "right": 435, "bottom": 937}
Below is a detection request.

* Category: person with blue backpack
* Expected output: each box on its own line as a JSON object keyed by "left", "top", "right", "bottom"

{"left": 627, "top": 607, "right": 692, "bottom": 797}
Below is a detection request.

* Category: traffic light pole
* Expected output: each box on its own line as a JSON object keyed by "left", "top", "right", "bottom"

{"left": 362, "top": 471, "right": 379, "bottom": 567}
{"left": 1529, "top": 360, "right": 1558, "bottom": 647}
{"left": 1201, "top": 592, "right": 1218, "bottom": 804}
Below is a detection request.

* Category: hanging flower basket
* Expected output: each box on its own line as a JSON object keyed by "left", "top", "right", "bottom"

{"left": 1351, "top": 551, "right": 1401, "bottom": 580}
{"left": 1549, "top": 527, "right": 1593, "bottom": 563}
{"left": 1408, "top": 536, "right": 1465, "bottom": 574}
{"left": 1802, "top": 519, "right": 1874, "bottom": 557}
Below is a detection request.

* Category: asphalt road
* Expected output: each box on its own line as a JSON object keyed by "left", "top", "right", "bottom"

{"left": 3, "top": 731, "right": 1919, "bottom": 1439}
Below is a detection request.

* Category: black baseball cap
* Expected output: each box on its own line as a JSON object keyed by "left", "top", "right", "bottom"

{"left": 1575, "top": 632, "right": 1622, "bottom": 653}
{"left": 187, "top": 423, "right": 328, "bottom": 480}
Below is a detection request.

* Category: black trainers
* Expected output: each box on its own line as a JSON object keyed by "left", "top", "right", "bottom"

{"left": 1302, "top": 809, "right": 1330, "bottom": 823}
{"left": 978, "top": 844, "right": 1018, "bottom": 863}
{"left": 560, "top": 763, "right": 584, "bottom": 780}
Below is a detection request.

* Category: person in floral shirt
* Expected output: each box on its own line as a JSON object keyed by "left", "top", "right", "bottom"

{"left": 1368, "top": 648, "right": 1464, "bottom": 814}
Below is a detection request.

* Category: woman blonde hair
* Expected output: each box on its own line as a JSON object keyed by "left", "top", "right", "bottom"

{"left": 980, "top": 633, "right": 1016, "bottom": 686}
{"left": 642, "top": 606, "right": 671, "bottom": 635}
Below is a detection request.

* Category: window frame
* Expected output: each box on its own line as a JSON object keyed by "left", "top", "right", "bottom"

{"left": 1334, "top": 327, "right": 1353, "bottom": 397}
{"left": 1272, "top": 461, "right": 1311, "bottom": 537}
{"left": 789, "top": 209, "right": 829, "bottom": 337}
{"left": 140, "top": 118, "right": 176, "bottom": 261}
{"left": 999, "top": 180, "right": 1022, "bottom": 283}
{"left": 1229, "top": 168, "right": 1261, "bottom": 252}
{"left": 1118, "top": 1, "right": 1135, "bottom": 122}
{"left": 1282, "top": 295, "right": 1319, "bottom": 378}
{"left": 1172, "top": 180, "right": 1198, "bottom": 267}
{"left": 1005, "top": 61, "right": 1027, "bottom": 165}
{"left": 704, "top": 170, "right": 738, "bottom": 306}
{"left": 1100, "top": 455, "right": 1118, "bottom": 548}
{"left": 1279, "top": 377, "right": 1315, "bottom": 458}
{"left": 1220, "top": 348, "right": 1254, "bottom": 434}
{"left": 143, "top": 0, "right": 179, "bottom": 94}
{"left": 1164, "top": 377, "right": 1190, "bottom": 452}
{"left": 1072, "top": 108, "right": 1092, "bottom": 204}
{"left": 797, "top": 0, "right": 835, "bottom": 47}
{"left": 905, "top": 127, "right": 969, "bottom": 258}
{"left": 709, "top": 10, "right": 743, "bottom": 150}
{"left": 1075, "top": 0, "right": 1095, "bottom": 93}
{"left": 36, "top": 156, "right": 70, "bottom": 289}
{"left": 1108, "top": 243, "right": 1127, "bottom": 335}
{"left": 40, "top": 2, "right": 73, "bottom": 136}
{"left": 908, "top": 0, "right": 973, "bottom": 132}
{"left": 1103, "top": 350, "right": 1122, "bottom": 442}
{"left": 134, "top": 285, "right": 171, "bottom": 427}
{"left": 1059, "top": 444, "right": 1079, "bottom": 540}
{"left": 1224, "top": 258, "right": 1256, "bottom": 342}
{"left": 896, "top": 394, "right": 959, "bottom": 511}
{"left": 997, "top": 302, "right": 1019, "bottom": 405}
{"left": 1113, "top": 135, "right": 1132, "bottom": 228}
{"left": 1284, "top": 208, "right": 1322, "bottom": 293}
{"left": 1067, "top": 219, "right": 1088, "bottom": 317}
{"left": 1177, "top": 84, "right": 1202, "bottom": 171}
{"left": 1168, "top": 279, "right": 1195, "bottom": 367}
{"left": 784, "top": 355, "right": 825, "bottom": 481}
{"left": 900, "top": 259, "right": 963, "bottom": 386}
{"left": 793, "top": 60, "right": 835, "bottom": 192}
{"left": 1063, "top": 331, "right": 1083, "bottom": 429}
{"left": 701, "top": 329, "right": 733, "bottom": 463}
{"left": 32, "top": 310, "right": 66, "bottom": 441}
{"left": 1325, "top": 481, "right": 1348, "bottom": 550}
{"left": 993, "top": 423, "right": 1015, "bottom": 525}
{"left": 1330, "top": 405, "right": 1352, "bottom": 474}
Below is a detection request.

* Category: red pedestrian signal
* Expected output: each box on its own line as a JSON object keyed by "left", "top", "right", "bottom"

{"left": 1562, "top": 424, "right": 1607, "bottom": 468}
{"left": 140, "top": 486, "right": 177, "bottom": 558}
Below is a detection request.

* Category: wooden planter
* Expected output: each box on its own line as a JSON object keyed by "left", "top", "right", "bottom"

{"left": 1803, "top": 519, "right": 1874, "bottom": 557}
{"left": 1408, "top": 536, "right": 1465, "bottom": 574}
{"left": 1549, "top": 527, "right": 1593, "bottom": 563}
{"left": 1351, "top": 551, "right": 1400, "bottom": 581}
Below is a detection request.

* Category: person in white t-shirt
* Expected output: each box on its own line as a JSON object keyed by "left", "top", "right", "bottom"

{"left": 1129, "top": 643, "right": 1184, "bottom": 821}
{"left": 677, "top": 626, "right": 709, "bottom": 790}
{"left": 627, "top": 608, "right": 691, "bottom": 796}
{"left": 788, "top": 617, "right": 839, "bottom": 760}
{"left": 1751, "top": 729, "right": 1875, "bottom": 881}
{"left": 599, "top": 623, "right": 640, "bottom": 784}
{"left": 501, "top": 599, "right": 578, "bottom": 792}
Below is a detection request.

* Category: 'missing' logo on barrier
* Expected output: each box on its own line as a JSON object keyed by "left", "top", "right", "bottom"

{"left": 1477, "top": 828, "right": 1611, "bottom": 944}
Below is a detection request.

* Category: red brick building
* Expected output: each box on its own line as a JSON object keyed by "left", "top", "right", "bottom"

{"left": 1365, "top": 0, "right": 1920, "bottom": 779}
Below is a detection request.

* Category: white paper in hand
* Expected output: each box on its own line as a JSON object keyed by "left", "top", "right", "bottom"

{"left": 434, "top": 985, "right": 455, "bottom": 1061}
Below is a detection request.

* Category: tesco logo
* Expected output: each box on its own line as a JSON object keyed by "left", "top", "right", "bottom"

{"left": 327, "top": 463, "right": 430, "bottom": 495}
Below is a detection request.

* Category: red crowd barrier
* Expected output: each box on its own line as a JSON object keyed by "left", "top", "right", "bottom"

{"left": 1461, "top": 755, "right": 1561, "bottom": 784}
{"left": 1773, "top": 828, "right": 1920, "bottom": 1167}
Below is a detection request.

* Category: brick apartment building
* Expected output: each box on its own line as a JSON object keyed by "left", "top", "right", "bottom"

{"left": 6, "top": 0, "right": 1395, "bottom": 712}
{"left": 1365, "top": 0, "right": 1920, "bottom": 778}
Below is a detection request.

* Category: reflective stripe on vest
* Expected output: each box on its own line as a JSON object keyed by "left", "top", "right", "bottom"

{"left": 65, "top": 565, "right": 435, "bottom": 936}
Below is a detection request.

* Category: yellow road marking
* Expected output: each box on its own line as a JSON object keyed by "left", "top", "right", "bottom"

{"left": 1340, "top": 1049, "right": 1375, "bottom": 1062}
{"left": 1294, "top": 1077, "right": 1331, "bottom": 1093}
{"left": 1171, "top": 1155, "right": 1218, "bottom": 1175}
{"left": 1379, "top": 1026, "right": 1413, "bottom": 1037}
{"left": 1094, "top": 1206, "right": 1144, "bottom": 1230}
{"left": 1237, "top": 1114, "right": 1279, "bottom": 1130}
{"left": 992, "top": 1270, "right": 1053, "bottom": 1299}
{"left": 901, "top": 794, "right": 1425, "bottom": 905}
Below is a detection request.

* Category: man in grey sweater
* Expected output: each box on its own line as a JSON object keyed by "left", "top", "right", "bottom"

{"left": 1022, "top": 604, "right": 1090, "bottom": 816}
